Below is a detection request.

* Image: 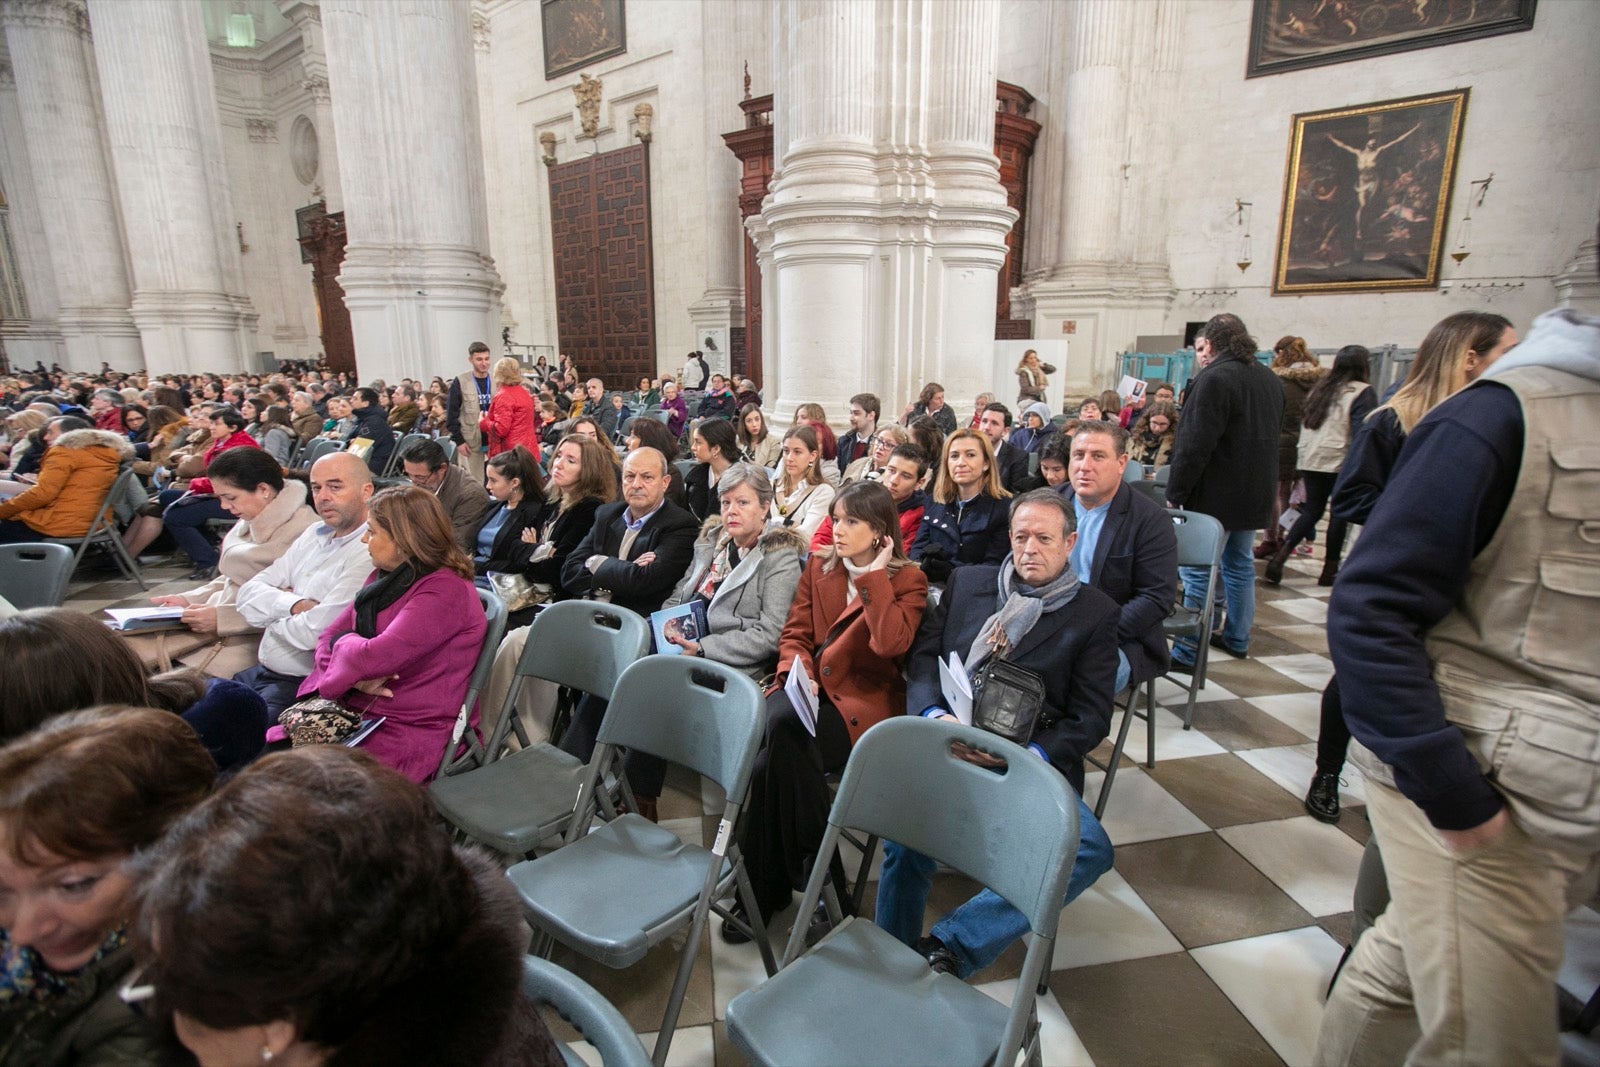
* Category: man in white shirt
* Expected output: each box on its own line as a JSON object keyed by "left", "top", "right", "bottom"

{"left": 233, "top": 452, "right": 375, "bottom": 715}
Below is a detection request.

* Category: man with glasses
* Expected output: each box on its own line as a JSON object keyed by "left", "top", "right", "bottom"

{"left": 400, "top": 438, "right": 491, "bottom": 552}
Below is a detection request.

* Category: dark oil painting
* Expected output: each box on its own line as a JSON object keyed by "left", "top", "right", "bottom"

{"left": 1248, "top": 0, "right": 1536, "bottom": 77}
{"left": 543, "top": 0, "right": 626, "bottom": 81}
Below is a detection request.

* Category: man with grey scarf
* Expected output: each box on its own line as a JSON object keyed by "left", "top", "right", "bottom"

{"left": 873, "top": 489, "right": 1120, "bottom": 978}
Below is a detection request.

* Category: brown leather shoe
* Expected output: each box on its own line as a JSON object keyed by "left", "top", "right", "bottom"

{"left": 633, "top": 794, "right": 659, "bottom": 823}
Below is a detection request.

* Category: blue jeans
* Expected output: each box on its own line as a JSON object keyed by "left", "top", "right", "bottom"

{"left": 1174, "top": 527, "right": 1256, "bottom": 661}
{"left": 874, "top": 793, "right": 1114, "bottom": 978}
{"left": 162, "top": 489, "right": 230, "bottom": 568}
{"left": 1115, "top": 648, "right": 1130, "bottom": 695}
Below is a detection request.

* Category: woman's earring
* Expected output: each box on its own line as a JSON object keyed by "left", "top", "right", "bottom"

{"left": 872, "top": 537, "right": 882, "bottom": 548}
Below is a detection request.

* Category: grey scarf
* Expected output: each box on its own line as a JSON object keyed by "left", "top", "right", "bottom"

{"left": 965, "top": 557, "right": 1080, "bottom": 670}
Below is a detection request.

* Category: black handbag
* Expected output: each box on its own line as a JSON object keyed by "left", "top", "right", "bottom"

{"left": 970, "top": 656, "right": 1049, "bottom": 747}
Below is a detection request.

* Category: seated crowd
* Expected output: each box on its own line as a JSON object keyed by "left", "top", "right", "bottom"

{"left": 2, "top": 302, "right": 1529, "bottom": 1063}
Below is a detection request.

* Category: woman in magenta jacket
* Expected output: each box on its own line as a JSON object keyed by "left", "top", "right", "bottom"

{"left": 478, "top": 356, "right": 541, "bottom": 461}
{"left": 293, "top": 486, "right": 486, "bottom": 783}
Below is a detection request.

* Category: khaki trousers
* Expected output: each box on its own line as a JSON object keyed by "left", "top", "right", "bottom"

{"left": 1315, "top": 778, "right": 1600, "bottom": 1067}
{"left": 457, "top": 442, "right": 486, "bottom": 485}
{"left": 480, "top": 624, "right": 558, "bottom": 747}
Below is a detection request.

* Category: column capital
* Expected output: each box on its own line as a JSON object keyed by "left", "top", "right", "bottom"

{"left": 470, "top": 5, "right": 489, "bottom": 53}
{"left": 0, "top": 0, "right": 86, "bottom": 35}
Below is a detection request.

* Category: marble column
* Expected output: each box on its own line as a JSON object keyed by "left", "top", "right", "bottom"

{"left": 759, "top": 0, "right": 1013, "bottom": 419}
{"left": 0, "top": 51, "right": 67, "bottom": 369}
{"left": 0, "top": 0, "right": 137, "bottom": 372}
{"left": 88, "top": 0, "right": 258, "bottom": 376}
{"left": 1019, "top": 0, "right": 1177, "bottom": 393}
{"left": 688, "top": 0, "right": 746, "bottom": 378}
{"left": 321, "top": 0, "right": 503, "bottom": 385}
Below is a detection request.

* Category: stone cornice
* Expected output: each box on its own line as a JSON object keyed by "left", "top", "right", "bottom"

{"left": 0, "top": 0, "right": 87, "bottom": 35}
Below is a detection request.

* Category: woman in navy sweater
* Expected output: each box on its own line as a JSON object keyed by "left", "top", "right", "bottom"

{"left": 909, "top": 429, "right": 1011, "bottom": 584}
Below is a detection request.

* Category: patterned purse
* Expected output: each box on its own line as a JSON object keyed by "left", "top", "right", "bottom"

{"left": 278, "top": 697, "right": 364, "bottom": 747}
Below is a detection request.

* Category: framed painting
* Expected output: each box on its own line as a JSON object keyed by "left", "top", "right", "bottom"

{"left": 1274, "top": 90, "right": 1468, "bottom": 295}
{"left": 542, "top": 0, "right": 626, "bottom": 81}
{"left": 1248, "top": 0, "right": 1536, "bottom": 77}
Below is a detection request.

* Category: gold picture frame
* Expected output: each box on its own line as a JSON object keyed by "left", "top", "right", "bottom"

{"left": 1274, "top": 90, "right": 1469, "bottom": 295}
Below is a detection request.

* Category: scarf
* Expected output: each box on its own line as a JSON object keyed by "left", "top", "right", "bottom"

{"left": 965, "top": 556, "right": 1080, "bottom": 671}
{"left": 696, "top": 535, "right": 743, "bottom": 602}
{"left": 0, "top": 926, "right": 125, "bottom": 1005}
{"left": 840, "top": 554, "right": 882, "bottom": 606}
{"left": 353, "top": 562, "right": 419, "bottom": 638}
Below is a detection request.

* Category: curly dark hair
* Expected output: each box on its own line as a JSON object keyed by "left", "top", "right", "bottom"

{"left": 1197, "top": 313, "right": 1258, "bottom": 363}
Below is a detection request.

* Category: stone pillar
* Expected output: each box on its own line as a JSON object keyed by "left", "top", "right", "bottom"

{"left": 321, "top": 0, "right": 503, "bottom": 385}
{"left": 1019, "top": 0, "right": 1179, "bottom": 394}
{"left": 0, "top": 52, "right": 67, "bottom": 368}
{"left": 688, "top": 0, "right": 745, "bottom": 378}
{"left": 759, "top": 0, "right": 1013, "bottom": 420}
{"left": 1555, "top": 236, "right": 1600, "bottom": 314}
{"left": 88, "top": 0, "right": 257, "bottom": 376}
{"left": 0, "top": 0, "right": 137, "bottom": 372}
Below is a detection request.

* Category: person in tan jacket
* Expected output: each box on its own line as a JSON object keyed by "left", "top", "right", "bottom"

{"left": 0, "top": 423, "right": 130, "bottom": 542}
{"left": 127, "top": 448, "right": 318, "bottom": 676}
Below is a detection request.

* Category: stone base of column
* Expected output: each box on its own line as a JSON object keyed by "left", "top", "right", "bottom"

{"left": 688, "top": 289, "right": 743, "bottom": 381}
{"left": 338, "top": 244, "right": 504, "bottom": 386}
{"left": 129, "top": 292, "right": 259, "bottom": 376}
{"left": 1021, "top": 265, "right": 1176, "bottom": 399}
{"left": 1555, "top": 238, "right": 1600, "bottom": 314}
{"left": 56, "top": 307, "right": 144, "bottom": 373}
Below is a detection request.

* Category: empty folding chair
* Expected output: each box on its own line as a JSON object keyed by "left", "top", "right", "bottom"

{"left": 389, "top": 433, "right": 429, "bottom": 476}
{"left": 1158, "top": 508, "right": 1225, "bottom": 729}
{"left": 508, "top": 656, "right": 775, "bottom": 1066}
{"left": 435, "top": 587, "right": 509, "bottom": 778}
{"left": 427, "top": 600, "right": 649, "bottom": 857}
{"left": 519, "top": 956, "right": 650, "bottom": 1067}
{"left": 1130, "top": 479, "right": 1167, "bottom": 506}
{"left": 43, "top": 468, "right": 145, "bottom": 590}
{"left": 725, "top": 716, "right": 1083, "bottom": 1067}
{"left": 1123, "top": 459, "right": 1145, "bottom": 483}
{"left": 0, "top": 543, "right": 73, "bottom": 609}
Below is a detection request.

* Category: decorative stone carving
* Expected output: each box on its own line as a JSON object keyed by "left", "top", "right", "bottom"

{"left": 539, "top": 129, "right": 557, "bottom": 166}
{"left": 0, "top": 0, "right": 88, "bottom": 37}
{"left": 290, "top": 114, "right": 318, "bottom": 184}
{"left": 573, "top": 73, "right": 601, "bottom": 139}
{"left": 633, "top": 101, "right": 652, "bottom": 143}
{"left": 246, "top": 116, "right": 277, "bottom": 143}
{"left": 471, "top": 7, "right": 489, "bottom": 53}
{"left": 302, "top": 72, "right": 329, "bottom": 103}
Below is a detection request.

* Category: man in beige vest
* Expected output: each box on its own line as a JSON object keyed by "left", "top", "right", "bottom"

{"left": 1315, "top": 299, "right": 1600, "bottom": 1066}
{"left": 446, "top": 341, "right": 494, "bottom": 482}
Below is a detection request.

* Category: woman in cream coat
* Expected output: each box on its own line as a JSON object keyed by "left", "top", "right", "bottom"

{"left": 129, "top": 447, "right": 318, "bottom": 676}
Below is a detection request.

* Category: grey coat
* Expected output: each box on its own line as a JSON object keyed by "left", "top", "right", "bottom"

{"left": 664, "top": 518, "right": 807, "bottom": 677}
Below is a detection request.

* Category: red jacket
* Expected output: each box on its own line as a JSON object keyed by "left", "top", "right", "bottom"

{"left": 479, "top": 384, "right": 540, "bottom": 460}
{"left": 186, "top": 431, "right": 259, "bottom": 495}
{"left": 808, "top": 499, "right": 924, "bottom": 555}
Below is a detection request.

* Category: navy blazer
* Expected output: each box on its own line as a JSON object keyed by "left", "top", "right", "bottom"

{"left": 560, "top": 499, "right": 700, "bottom": 617}
{"left": 994, "top": 440, "right": 1034, "bottom": 495}
{"left": 1080, "top": 482, "right": 1178, "bottom": 685}
{"left": 905, "top": 564, "right": 1120, "bottom": 794}
{"left": 910, "top": 493, "right": 1010, "bottom": 567}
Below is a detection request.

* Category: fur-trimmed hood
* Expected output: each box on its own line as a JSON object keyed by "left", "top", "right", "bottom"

{"left": 1273, "top": 363, "right": 1324, "bottom": 384}
{"left": 696, "top": 514, "right": 809, "bottom": 556}
{"left": 51, "top": 427, "right": 136, "bottom": 460}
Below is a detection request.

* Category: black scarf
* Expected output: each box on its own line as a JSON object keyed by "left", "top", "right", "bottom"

{"left": 353, "top": 562, "right": 419, "bottom": 638}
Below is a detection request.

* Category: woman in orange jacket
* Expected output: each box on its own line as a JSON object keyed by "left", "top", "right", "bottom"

{"left": 0, "top": 423, "right": 131, "bottom": 543}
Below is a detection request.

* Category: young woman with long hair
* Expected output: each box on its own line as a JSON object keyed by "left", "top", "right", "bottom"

{"left": 737, "top": 403, "right": 782, "bottom": 469}
{"left": 909, "top": 428, "right": 1011, "bottom": 583}
{"left": 1129, "top": 401, "right": 1179, "bottom": 468}
{"left": 769, "top": 425, "right": 836, "bottom": 541}
{"left": 684, "top": 417, "right": 740, "bottom": 522}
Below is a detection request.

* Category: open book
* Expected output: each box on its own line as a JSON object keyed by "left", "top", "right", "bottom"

{"left": 104, "top": 607, "right": 187, "bottom": 633}
{"left": 649, "top": 600, "right": 710, "bottom": 655}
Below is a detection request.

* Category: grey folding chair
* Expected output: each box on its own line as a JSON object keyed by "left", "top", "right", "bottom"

{"left": 1160, "top": 508, "right": 1225, "bottom": 728}
{"left": 438, "top": 438, "right": 458, "bottom": 464}
{"left": 298, "top": 437, "right": 340, "bottom": 470}
{"left": 426, "top": 600, "right": 649, "bottom": 856}
{"left": 1130, "top": 480, "right": 1166, "bottom": 506}
{"left": 43, "top": 468, "right": 145, "bottom": 590}
{"left": 435, "top": 586, "right": 509, "bottom": 778}
{"left": 520, "top": 956, "right": 650, "bottom": 1067}
{"left": 672, "top": 458, "right": 695, "bottom": 481}
{"left": 390, "top": 433, "right": 429, "bottom": 476}
{"left": 508, "top": 656, "right": 775, "bottom": 1066}
{"left": 1152, "top": 463, "right": 1171, "bottom": 486}
{"left": 0, "top": 543, "right": 73, "bottom": 609}
{"left": 1123, "top": 459, "right": 1145, "bottom": 482}
{"left": 725, "top": 716, "right": 1082, "bottom": 1067}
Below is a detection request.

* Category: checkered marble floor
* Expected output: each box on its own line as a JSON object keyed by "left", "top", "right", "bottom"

{"left": 63, "top": 547, "right": 1600, "bottom": 1066}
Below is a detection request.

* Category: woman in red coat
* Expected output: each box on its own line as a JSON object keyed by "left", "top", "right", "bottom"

{"left": 478, "top": 357, "right": 540, "bottom": 461}
{"left": 724, "top": 480, "right": 929, "bottom": 942}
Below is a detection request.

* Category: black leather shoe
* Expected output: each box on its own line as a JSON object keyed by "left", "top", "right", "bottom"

{"left": 720, "top": 900, "right": 755, "bottom": 945}
{"left": 1209, "top": 634, "right": 1247, "bottom": 659}
{"left": 1304, "top": 773, "right": 1341, "bottom": 824}
{"left": 186, "top": 565, "right": 218, "bottom": 581}
{"left": 916, "top": 935, "right": 960, "bottom": 977}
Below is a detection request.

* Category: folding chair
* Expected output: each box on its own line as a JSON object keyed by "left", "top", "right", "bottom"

{"left": 520, "top": 957, "right": 650, "bottom": 1067}
{"left": 1085, "top": 677, "right": 1159, "bottom": 819}
{"left": 438, "top": 438, "right": 458, "bottom": 464}
{"left": 508, "top": 656, "right": 775, "bottom": 1066}
{"left": 0, "top": 543, "right": 73, "bottom": 609}
{"left": 672, "top": 458, "right": 695, "bottom": 481}
{"left": 1123, "top": 459, "right": 1145, "bottom": 483}
{"left": 1152, "top": 463, "right": 1171, "bottom": 486}
{"left": 298, "top": 438, "right": 340, "bottom": 470}
{"left": 1160, "top": 509, "right": 1225, "bottom": 728}
{"left": 426, "top": 601, "right": 649, "bottom": 857}
{"left": 43, "top": 468, "right": 145, "bottom": 589}
{"left": 390, "top": 433, "right": 429, "bottom": 476}
{"left": 725, "top": 717, "right": 1082, "bottom": 1067}
{"left": 1130, "top": 480, "right": 1166, "bottom": 506}
{"left": 435, "top": 587, "right": 509, "bottom": 778}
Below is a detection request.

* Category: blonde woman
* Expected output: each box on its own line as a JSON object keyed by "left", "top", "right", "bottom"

{"left": 769, "top": 424, "right": 836, "bottom": 541}
{"left": 908, "top": 428, "right": 1010, "bottom": 583}
{"left": 1015, "top": 348, "right": 1056, "bottom": 404}
{"left": 478, "top": 357, "right": 539, "bottom": 460}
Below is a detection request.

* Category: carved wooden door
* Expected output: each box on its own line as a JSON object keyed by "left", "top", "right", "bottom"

{"left": 548, "top": 144, "right": 657, "bottom": 386}
{"left": 295, "top": 203, "right": 356, "bottom": 375}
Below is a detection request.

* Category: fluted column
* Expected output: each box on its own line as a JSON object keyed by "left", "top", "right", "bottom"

{"left": 0, "top": 52, "right": 67, "bottom": 368}
{"left": 87, "top": 0, "right": 257, "bottom": 375}
{"left": 688, "top": 0, "right": 746, "bottom": 376}
{"left": 761, "top": 0, "right": 1013, "bottom": 418}
{"left": 0, "top": 0, "right": 137, "bottom": 371}
{"left": 321, "top": 0, "right": 503, "bottom": 384}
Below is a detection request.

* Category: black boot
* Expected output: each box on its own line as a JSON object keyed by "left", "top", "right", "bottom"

{"left": 1264, "top": 542, "right": 1291, "bottom": 585}
{"left": 1318, "top": 561, "right": 1339, "bottom": 587}
{"left": 1304, "top": 773, "right": 1341, "bottom": 823}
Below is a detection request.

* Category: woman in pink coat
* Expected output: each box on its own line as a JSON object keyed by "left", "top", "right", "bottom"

{"left": 479, "top": 356, "right": 541, "bottom": 461}
{"left": 293, "top": 486, "right": 486, "bottom": 783}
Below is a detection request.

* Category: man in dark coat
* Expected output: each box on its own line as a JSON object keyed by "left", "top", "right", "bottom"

{"left": 557, "top": 446, "right": 699, "bottom": 820}
{"left": 1164, "top": 313, "right": 1283, "bottom": 664}
{"left": 347, "top": 387, "right": 397, "bottom": 475}
{"left": 977, "top": 402, "right": 1035, "bottom": 494}
{"left": 874, "top": 490, "right": 1118, "bottom": 978}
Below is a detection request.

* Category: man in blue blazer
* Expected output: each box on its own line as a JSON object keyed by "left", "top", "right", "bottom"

{"left": 874, "top": 489, "right": 1118, "bottom": 978}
